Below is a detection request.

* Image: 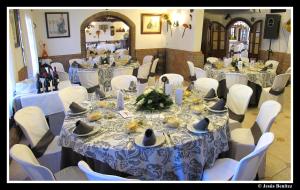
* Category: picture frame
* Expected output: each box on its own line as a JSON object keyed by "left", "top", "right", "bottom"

{"left": 45, "top": 12, "right": 70, "bottom": 38}
{"left": 9, "top": 9, "right": 21, "bottom": 47}
{"left": 141, "top": 14, "right": 162, "bottom": 34}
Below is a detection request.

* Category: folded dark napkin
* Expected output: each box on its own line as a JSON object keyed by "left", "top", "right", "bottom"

{"left": 193, "top": 118, "right": 209, "bottom": 131}
{"left": 95, "top": 88, "right": 106, "bottom": 99}
{"left": 93, "top": 63, "right": 98, "bottom": 68}
{"left": 142, "top": 129, "right": 156, "bottom": 146}
{"left": 69, "top": 102, "right": 87, "bottom": 113}
{"left": 210, "top": 98, "right": 226, "bottom": 110}
{"left": 260, "top": 66, "right": 268, "bottom": 72}
{"left": 204, "top": 88, "right": 216, "bottom": 99}
{"left": 74, "top": 120, "right": 93, "bottom": 134}
{"left": 267, "top": 64, "right": 273, "bottom": 69}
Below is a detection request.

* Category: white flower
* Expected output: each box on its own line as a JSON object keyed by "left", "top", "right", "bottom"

{"left": 137, "top": 98, "right": 145, "bottom": 106}
{"left": 159, "top": 103, "right": 164, "bottom": 108}
{"left": 147, "top": 99, "right": 153, "bottom": 104}
{"left": 143, "top": 88, "right": 153, "bottom": 95}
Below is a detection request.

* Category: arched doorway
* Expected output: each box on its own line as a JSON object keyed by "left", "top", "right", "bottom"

{"left": 80, "top": 11, "right": 136, "bottom": 58}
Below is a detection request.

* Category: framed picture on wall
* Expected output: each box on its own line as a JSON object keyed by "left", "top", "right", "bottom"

{"left": 9, "top": 9, "right": 21, "bottom": 47}
{"left": 45, "top": 12, "right": 70, "bottom": 38}
{"left": 141, "top": 14, "right": 162, "bottom": 34}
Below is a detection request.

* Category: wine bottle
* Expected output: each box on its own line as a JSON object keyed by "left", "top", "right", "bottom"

{"left": 36, "top": 74, "right": 43, "bottom": 94}
{"left": 52, "top": 67, "right": 59, "bottom": 91}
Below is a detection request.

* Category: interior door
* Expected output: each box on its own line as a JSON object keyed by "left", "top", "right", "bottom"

{"left": 201, "top": 18, "right": 211, "bottom": 61}
{"left": 210, "top": 21, "right": 226, "bottom": 58}
{"left": 248, "top": 20, "right": 263, "bottom": 60}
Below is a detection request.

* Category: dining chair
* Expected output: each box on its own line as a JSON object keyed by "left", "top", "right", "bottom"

{"left": 148, "top": 58, "right": 159, "bottom": 86}
{"left": 206, "top": 57, "right": 219, "bottom": 64}
{"left": 51, "top": 62, "right": 65, "bottom": 72}
{"left": 187, "top": 61, "right": 207, "bottom": 81}
{"left": 69, "top": 58, "right": 84, "bottom": 66}
{"left": 194, "top": 78, "right": 219, "bottom": 95}
{"left": 58, "top": 86, "right": 89, "bottom": 112}
{"left": 285, "top": 66, "right": 291, "bottom": 74}
{"left": 159, "top": 73, "right": 184, "bottom": 88}
{"left": 265, "top": 60, "right": 279, "bottom": 73}
{"left": 77, "top": 70, "right": 100, "bottom": 93}
{"left": 225, "top": 73, "right": 248, "bottom": 90}
{"left": 57, "top": 80, "right": 73, "bottom": 90}
{"left": 10, "top": 144, "right": 86, "bottom": 181}
{"left": 137, "top": 62, "right": 152, "bottom": 84}
{"left": 229, "top": 100, "right": 281, "bottom": 179}
{"left": 111, "top": 75, "right": 137, "bottom": 92}
{"left": 226, "top": 84, "right": 253, "bottom": 131}
{"left": 78, "top": 160, "right": 137, "bottom": 181}
{"left": 142, "top": 55, "right": 153, "bottom": 65}
{"left": 202, "top": 132, "right": 274, "bottom": 181}
{"left": 14, "top": 107, "right": 62, "bottom": 173}
{"left": 57, "top": 71, "right": 70, "bottom": 81}
{"left": 258, "top": 73, "right": 290, "bottom": 109}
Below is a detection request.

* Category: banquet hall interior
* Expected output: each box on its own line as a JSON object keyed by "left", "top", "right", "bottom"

{"left": 8, "top": 8, "right": 292, "bottom": 182}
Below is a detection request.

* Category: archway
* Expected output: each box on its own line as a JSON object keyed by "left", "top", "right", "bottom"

{"left": 80, "top": 11, "right": 136, "bottom": 58}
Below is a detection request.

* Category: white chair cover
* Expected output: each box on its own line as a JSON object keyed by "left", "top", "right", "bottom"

{"left": 142, "top": 55, "right": 153, "bottom": 65}
{"left": 203, "top": 132, "right": 274, "bottom": 181}
{"left": 150, "top": 58, "right": 159, "bottom": 74}
{"left": 285, "top": 66, "right": 291, "bottom": 74}
{"left": 111, "top": 75, "right": 137, "bottom": 92}
{"left": 78, "top": 160, "right": 136, "bottom": 181}
{"left": 187, "top": 61, "right": 207, "bottom": 79}
{"left": 58, "top": 80, "right": 72, "bottom": 90}
{"left": 159, "top": 73, "right": 184, "bottom": 88}
{"left": 10, "top": 144, "right": 86, "bottom": 181}
{"left": 58, "top": 86, "right": 88, "bottom": 112}
{"left": 225, "top": 73, "right": 248, "bottom": 89}
{"left": 258, "top": 73, "right": 290, "bottom": 108}
{"left": 148, "top": 58, "right": 159, "bottom": 86}
{"left": 227, "top": 84, "right": 253, "bottom": 131}
{"left": 207, "top": 57, "right": 219, "bottom": 64}
{"left": 194, "top": 78, "right": 219, "bottom": 95}
{"left": 51, "top": 62, "right": 65, "bottom": 72}
{"left": 77, "top": 70, "right": 99, "bottom": 88}
{"left": 137, "top": 62, "right": 152, "bottom": 80}
{"left": 187, "top": 61, "right": 196, "bottom": 77}
{"left": 57, "top": 71, "right": 69, "bottom": 81}
{"left": 113, "top": 67, "right": 134, "bottom": 77}
{"left": 265, "top": 60, "right": 279, "bottom": 73}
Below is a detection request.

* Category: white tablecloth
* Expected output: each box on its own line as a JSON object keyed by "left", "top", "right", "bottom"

{"left": 19, "top": 91, "right": 64, "bottom": 116}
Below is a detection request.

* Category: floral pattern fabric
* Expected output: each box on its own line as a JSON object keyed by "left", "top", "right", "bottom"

{"left": 59, "top": 92, "right": 230, "bottom": 180}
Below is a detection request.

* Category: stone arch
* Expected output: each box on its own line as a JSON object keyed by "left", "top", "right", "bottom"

{"left": 80, "top": 11, "right": 136, "bottom": 57}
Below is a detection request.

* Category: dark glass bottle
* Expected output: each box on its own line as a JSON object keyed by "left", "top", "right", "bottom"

{"left": 44, "top": 77, "right": 49, "bottom": 92}
{"left": 52, "top": 67, "right": 59, "bottom": 91}
{"left": 36, "top": 74, "right": 43, "bottom": 93}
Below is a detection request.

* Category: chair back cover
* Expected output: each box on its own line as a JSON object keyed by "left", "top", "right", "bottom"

{"left": 232, "top": 132, "right": 274, "bottom": 180}
{"left": 225, "top": 72, "right": 248, "bottom": 89}
{"left": 187, "top": 61, "right": 195, "bottom": 77}
{"left": 194, "top": 78, "right": 219, "bottom": 95}
{"left": 226, "top": 84, "right": 253, "bottom": 115}
{"left": 159, "top": 73, "right": 184, "bottom": 87}
{"left": 10, "top": 144, "right": 55, "bottom": 181}
{"left": 150, "top": 58, "right": 159, "bottom": 74}
{"left": 57, "top": 80, "right": 72, "bottom": 90}
{"left": 111, "top": 75, "right": 137, "bottom": 91}
{"left": 207, "top": 57, "right": 219, "bottom": 64}
{"left": 271, "top": 73, "right": 290, "bottom": 91}
{"left": 14, "top": 106, "right": 50, "bottom": 147}
{"left": 58, "top": 86, "right": 88, "bottom": 112}
{"left": 142, "top": 55, "right": 153, "bottom": 65}
{"left": 77, "top": 70, "right": 99, "bottom": 88}
{"left": 285, "top": 67, "right": 291, "bottom": 74}
{"left": 137, "top": 62, "right": 152, "bottom": 80}
{"left": 51, "top": 62, "right": 65, "bottom": 72}
{"left": 78, "top": 160, "right": 132, "bottom": 181}
{"left": 256, "top": 100, "right": 281, "bottom": 133}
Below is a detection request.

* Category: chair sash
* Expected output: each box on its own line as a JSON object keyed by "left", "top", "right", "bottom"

{"left": 269, "top": 88, "right": 285, "bottom": 96}
{"left": 228, "top": 108, "right": 245, "bottom": 123}
{"left": 31, "top": 130, "right": 55, "bottom": 158}
{"left": 250, "top": 121, "right": 262, "bottom": 145}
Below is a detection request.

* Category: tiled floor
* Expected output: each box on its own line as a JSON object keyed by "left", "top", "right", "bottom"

{"left": 9, "top": 85, "right": 292, "bottom": 181}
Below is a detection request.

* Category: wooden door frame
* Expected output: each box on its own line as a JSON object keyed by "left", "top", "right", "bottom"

{"left": 209, "top": 21, "right": 226, "bottom": 58}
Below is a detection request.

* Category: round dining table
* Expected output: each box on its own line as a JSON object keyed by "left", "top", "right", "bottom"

{"left": 58, "top": 89, "right": 230, "bottom": 180}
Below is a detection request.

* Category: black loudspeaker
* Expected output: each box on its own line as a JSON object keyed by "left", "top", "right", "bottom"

{"left": 263, "top": 14, "right": 281, "bottom": 39}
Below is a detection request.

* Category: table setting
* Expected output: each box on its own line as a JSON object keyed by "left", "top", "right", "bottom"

{"left": 59, "top": 83, "right": 230, "bottom": 180}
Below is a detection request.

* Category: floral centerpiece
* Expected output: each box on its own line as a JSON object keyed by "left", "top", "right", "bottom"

{"left": 135, "top": 88, "right": 173, "bottom": 111}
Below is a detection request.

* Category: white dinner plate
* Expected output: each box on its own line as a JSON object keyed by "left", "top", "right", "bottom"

{"left": 134, "top": 133, "right": 165, "bottom": 148}
{"left": 206, "top": 106, "right": 228, "bottom": 113}
{"left": 186, "top": 123, "right": 210, "bottom": 134}
{"left": 67, "top": 109, "right": 88, "bottom": 116}
{"left": 72, "top": 127, "right": 99, "bottom": 137}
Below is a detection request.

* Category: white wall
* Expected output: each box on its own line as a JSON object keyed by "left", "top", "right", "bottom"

{"left": 204, "top": 9, "right": 291, "bottom": 53}
{"left": 32, "top": 9, "right": 168, "bottom": 56}
{"left": 165, "top": 9, "right": 204, "bottom": 52}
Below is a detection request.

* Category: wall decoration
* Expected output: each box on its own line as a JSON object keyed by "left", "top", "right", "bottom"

{"left": 9, "top": 9, "right": 21, "bottom": 47}
{"left": 141, "top": 14, "right": 162, "bottom": 34}
{"left": 45, "top": 12, "right": 70, "bottom": 38}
